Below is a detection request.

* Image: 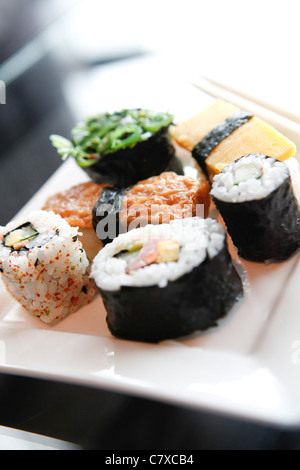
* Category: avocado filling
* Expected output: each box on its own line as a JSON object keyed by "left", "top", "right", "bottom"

{"left": 3, "top": 223, "right": 39, "bottom": 251}
{"left": 115, "top": 239, "right": 180, "bottom": 274}
{"left": 233, "top": 162, "right": 263, "bottom": 185}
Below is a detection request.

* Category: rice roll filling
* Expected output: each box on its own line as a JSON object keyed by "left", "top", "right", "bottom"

{"left": 211, "top": 153, "right": 289, "bottom": 203}
{"left": 92, "top": 217, "right": 224, "bottom": 290}
{"left": 3, "top": 223, "right": 39, "bottom": 251}
{"left": 115, "top": 238, "right": 180, "bottom": 274}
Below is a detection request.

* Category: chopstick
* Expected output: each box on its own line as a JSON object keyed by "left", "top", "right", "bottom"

{"left": 190, "top": 74, "right": 300, "bottom": 152}
{"left": 200, "top": 74, "right": 300, "bottom": 125}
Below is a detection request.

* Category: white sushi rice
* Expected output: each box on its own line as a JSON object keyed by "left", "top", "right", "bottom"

{"left": 91, "top": 217, "right": 225, "bottom": 291}
{"left": 210, "top": 154, "right": 290, "bottom": 203}
{"left": 0, "top": 210, "right": 97, "bottom": 323}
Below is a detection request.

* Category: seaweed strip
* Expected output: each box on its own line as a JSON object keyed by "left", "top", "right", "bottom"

{"left": 192, "top": 111, "right": 253, "bottom": 177}
{"left": 92, "top": 154, "right": 184, "bottom": 246}
{"left": 92, "top": 186, "right": 129, "bottom": 245}
{"left": 85, "top": 127, "right": 176, "bottom": 187}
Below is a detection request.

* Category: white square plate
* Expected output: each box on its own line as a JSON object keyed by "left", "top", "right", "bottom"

{"left": 1, "top": 56, "right": 299, "bottom": 427}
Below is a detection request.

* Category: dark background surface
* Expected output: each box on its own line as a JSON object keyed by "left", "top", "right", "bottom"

{"left": 1, "top": 0, "right": 300, "bottom": 450}
{"left": 1, "top": 372, "right": 300, "bottom": 450}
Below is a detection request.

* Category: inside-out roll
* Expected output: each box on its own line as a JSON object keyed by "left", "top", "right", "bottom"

{"left": 0, "top": 210, "right": 97, "bottom": 324}
{"left": 91, "top": 217, "right": 243, "bottom": 343}
{"left": 211, "top": 153, "right": 300, "bottom": 262}
{"left": 43, "top": 181, "right": 106, "bottom": 260}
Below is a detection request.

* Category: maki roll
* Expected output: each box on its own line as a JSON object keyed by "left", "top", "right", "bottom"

{"left": 43, "top": 181, "right": 108, "bottom": 259}
{"left": 210, "top": 154, "right": 300, "bottom": 262}
{"left": 50, "top": 109, "right": 182, "bottom": 187}
{"left": 91, "top": 217, "right": 243, "bottom": 343}
{"left": 92, "top": 172, "right": 211, "bottom": 245}
{"left": 0, "top": 210, "right": 97, "bottom": 324}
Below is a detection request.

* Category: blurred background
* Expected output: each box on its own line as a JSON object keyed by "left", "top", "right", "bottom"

{"left": 0, "top": 0, "right": 300, "bottom": 450}
{"left": 1, "top": 0, "right": 299, "bottom": 222}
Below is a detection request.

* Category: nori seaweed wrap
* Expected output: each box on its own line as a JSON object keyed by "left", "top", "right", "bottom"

{"left": 192, "top": 110, "right": 253, "bottom": 178}
{"left": 50, "top": 109, "right": 181, "bottom": 187}
{"left": 91, "top": 218, "right": 243, "bottom": 343}
{"left": 92, "top": 186, "right": 128, "bottom": 245}
{"left": 210, "top": 154, "right": 300, "bottom": 262}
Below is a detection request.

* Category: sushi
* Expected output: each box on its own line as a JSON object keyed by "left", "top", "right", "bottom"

{"left": 210, "top": 153, "right": 300, "bottom": 262}
{"left": 50, "top": 109, "right": 182, "bottom": 187}
{"left": 171, "top": 99, "right": 296, "bottom": 180}
{"left": 0, "top": 210, "right": 97, "bottom": 324}
{"left": 43, "top": 181, "right": 107, "bottom": 260}
{"left": 92, "top": 172, "right": 211, "bottom": 245}
{"left": 119, "top": 171, "right": 211, "bottom": 228}
{"left": 91, "top": 217, "right": 243, "bottom": 343}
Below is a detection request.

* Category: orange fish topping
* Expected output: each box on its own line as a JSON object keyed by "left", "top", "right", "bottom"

{"left": 43, "top": 182, "right": 108, "bottom": 229}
